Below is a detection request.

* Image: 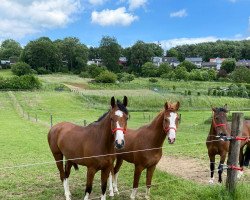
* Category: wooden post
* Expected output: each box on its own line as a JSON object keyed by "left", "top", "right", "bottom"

{"left": 35, "top": 114, "right": 38, "bottom": 122}
{"left": 226, "top": 112, "right": 244, "bottom": 192}
{"left": 84, "top": 120, "right": 87, "bottom": 126}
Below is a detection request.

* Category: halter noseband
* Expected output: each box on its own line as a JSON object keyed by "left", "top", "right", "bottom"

{"left": 112, "top": 128, "right": 126, "bottom": 134}
{"left": 212, "top": 112, "right": 226, "bottom": 128}
{"left": 164, "top": 127, "right": 177, "bottom": 133}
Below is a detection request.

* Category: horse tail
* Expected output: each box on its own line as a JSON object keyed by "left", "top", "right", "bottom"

{"left": 73, "top": 163, "right": 79, "bottom": 171}
{"left": 243, "top": 146, "right": 250, "bottom": 166}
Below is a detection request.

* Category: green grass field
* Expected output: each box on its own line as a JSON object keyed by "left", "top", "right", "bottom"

{"left": 0, "top": 71, "right": 250, "bottom": 199}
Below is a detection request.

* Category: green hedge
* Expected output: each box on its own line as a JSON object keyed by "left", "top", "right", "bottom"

{"left": 0, "top": 75, "right": 41, "bottom": 90}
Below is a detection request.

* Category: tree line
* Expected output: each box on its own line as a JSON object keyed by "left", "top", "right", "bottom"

{"left": 167, "top": 40, "right": 250, "bottom": 61}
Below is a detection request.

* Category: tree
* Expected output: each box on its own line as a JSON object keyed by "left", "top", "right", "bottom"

{"left": 0, "top": 39, "right": 22, "bottom": 60}
{"left": 88, "top": 47, "right": 100, "bottom": 60}
{"left": 21, "top": 37, "right": 61, "bottom": 72}
{"left": 141, "top": 62, "right": 158, "bottom": 77}
{"left": 179, "top": 60, "right": 196, "bottom": 72}
{"left": 174, "top": 66, "right": 189, "bottom": 80}
{"left": 158, "top": 63, "right": 172, "bottom": 76}
{"left": 166, "top": 48, "right": 179, "bottom": 58}
{"left": 221, "top": 59, "right": 236, "bottom": 73}
{"left": 55, "top": 37, "right": 89, "bottom": 73}
{"left": 148, "top": 43, "right": 164, "bottom": 57}
{"left": 99, "top": 36, "right": 121, "bottom": 72}
{"left": 130, "top": 41, "right": 154, "bottom": 73}
{"left": 230, "top": 66, "right": 250, "bottom": 83}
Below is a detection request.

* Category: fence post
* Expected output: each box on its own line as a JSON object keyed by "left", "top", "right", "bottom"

{"left": 84, "top": 120, "right": 87, "bottom": 126}
{"left": 50, "top": 114, "right": 53, "bottom": 128}
{"left": 226, "top": 112, "right": 244, "bottom": 193}
{"left": 35, "top": 114, "right": 38, "bottom": 122}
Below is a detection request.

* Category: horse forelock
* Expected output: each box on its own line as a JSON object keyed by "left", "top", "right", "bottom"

{"left": 116, "top": 100, "right": 128, "bottom": 115}
{"left": 214, "top": 107, "right": 228, "bottom": 113}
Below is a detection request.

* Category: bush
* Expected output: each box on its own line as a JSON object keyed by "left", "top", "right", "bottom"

{"left": 79, "top": 71, "right": 91, "bottom": 78}
{"left": 141, "top": 62, "right": 158, "bottom": 77}
{"left": 117, "top": 72, "right": 135, "bottom": 82}
{"left": 11, "top": 62, "right": 32, "bottom": 76}
{"left": 187, "top": 90, "right": 191, "bottom": 95}
{"left": 0, "top": 75, "right": 41, "bottom": 90}
{"left": 87, "top": 64, "right": 106, "bottom": 78}
{"left": 149, "top": 78, "right": 158, "bottom": 83}
{"left": 36, "top": 67, "right": 51, "bottom": 75}
{"left": 230, "top": 66, "right": 250, "bottom": 83}
{"left": 95, "top": 70, "right": 117, "bottom": 83}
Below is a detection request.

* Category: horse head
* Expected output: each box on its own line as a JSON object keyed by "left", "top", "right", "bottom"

{"left": 110, "top": 96, "right": 128, "bottom": 149}
{"left": 211, "top": 104, "right": 228, "bottom": 136}
{"left": 163, "top": 101, "right": 180, "bottom": 144}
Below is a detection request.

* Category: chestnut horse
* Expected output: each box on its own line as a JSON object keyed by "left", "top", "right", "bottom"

{"left": 109, "top": 101, "right": 180, "bottom": 199}
{"left": 48, "top": 96, "right": 128, "bottom": 200}
{"left": 206, "top": 106, "right": 250, "bottom": 184}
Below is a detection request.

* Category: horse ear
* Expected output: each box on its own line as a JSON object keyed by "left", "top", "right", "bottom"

{"left": 224, "top": 104, "right": 228, "bottom": 112}
{"left": 111, "top": 96, "right": 115, "bottom": 108}
{"left": 123, "top": 96, "right": 128, "bottom": 107}
{"left": 175, "top": 101, "right": 180, "bottom": 111}
{"left": 164, "top": 102, "right": 169, "bottom": 110}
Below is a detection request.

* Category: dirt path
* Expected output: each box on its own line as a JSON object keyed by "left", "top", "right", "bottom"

{"left": 157, "top": 155, "right": 250, "bottom": 184}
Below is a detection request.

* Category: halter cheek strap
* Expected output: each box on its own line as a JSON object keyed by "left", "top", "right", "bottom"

{"left": 112, "top": 128, "right": 126, "bottom": 134}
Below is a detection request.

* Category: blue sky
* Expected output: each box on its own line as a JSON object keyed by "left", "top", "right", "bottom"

{"left": 0, "top": 0, "right": 249, "bottom": 49}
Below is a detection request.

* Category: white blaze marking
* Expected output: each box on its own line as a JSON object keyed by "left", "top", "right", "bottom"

{"left": 168, "top": 112, "right": 177, "bottom": 139}
{"left": 115, "top": 110, "right": 123, "bottom": 117}
{"left": 63, "top": 179, "right": 71, "bottom": 200}
{"left": 115, "top": 121, "right": 124, "bottom": 144}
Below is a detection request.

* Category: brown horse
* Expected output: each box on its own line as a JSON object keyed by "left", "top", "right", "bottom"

{"left": 48, "top": 96, "right": 128, "bottom": 200}
{"left": 206, "top": 106, "right": 250, "bottom": 184}
{"left": 109, "top": 101, "right": 180, "bottom": 199}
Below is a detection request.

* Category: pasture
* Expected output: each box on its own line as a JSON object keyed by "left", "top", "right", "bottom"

{"left": 0, "top": 71, "right": 250, "bottom": 199}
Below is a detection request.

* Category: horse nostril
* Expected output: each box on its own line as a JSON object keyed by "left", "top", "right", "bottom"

{"left": 115, "top": 140, "right": 125, "bottom": 149}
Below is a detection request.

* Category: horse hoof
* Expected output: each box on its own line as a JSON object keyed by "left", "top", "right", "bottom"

{"left": 145, "top": 195, "right": 150, "bottom": 200}
{"left": 109, "top": 192, "right": 114, "bottom": 197}
{"left": 209, "top": 179, "right": 214, "bottom": 184}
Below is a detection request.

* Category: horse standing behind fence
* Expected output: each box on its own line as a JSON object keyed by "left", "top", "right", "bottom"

{"left": 109, "top": 101, "right": 180, "bottom": 199}
{"left": 206, "top": 106, "right": 250, "bottom": 184}
{"left": 48, "top": 96, "right": 128, "bottom": 200}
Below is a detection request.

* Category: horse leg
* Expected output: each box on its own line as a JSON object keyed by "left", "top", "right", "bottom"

{"left": 101, "top": 167, "right": 112, "bottom": 200}
{"left": 130, "top": 165, "right": 144, "bottom": 200}
{"left": 63, "top": 161, "right": 73, "bottom": 200}
{"left": 218, "top": 153, "right": 226, "bottom": 183}
{"left": 112, "top": 158, "right": 123, "bottom": 194}
{"left": 145, "top": 165, "right": 156, "bottom": 200}
{"left": 52, "top": 153, "right": 65, "bottom": 182}
{"left": 108, "top": 166, "right": 114, "bottom": 197}
{"left": 208, "top": 154, "right": 215, "bottom": 184}
{"left": 84, "top": 168, "right": 97, "bottom": 200}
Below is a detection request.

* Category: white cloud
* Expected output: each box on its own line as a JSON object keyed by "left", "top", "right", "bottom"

{"left": 88, "top": 0, "right": 106, "bottom": 6}
{"left": 128, "top": 0, "right": 147, "bottom": 10}
{"left": 91, "top": 7, "right": 138, "bottom": 26}
{"left": 159, "top": 37, "right": 218, "bottom": 50}
{"left": 0, "top": 0, "right": 81, "bottom": 40}
{"left": 170, "top": 9, "right": 187, "bottom": 18}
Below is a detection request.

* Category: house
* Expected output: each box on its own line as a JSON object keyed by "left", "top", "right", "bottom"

{"left": 87, "top": 58, "right": 102, "bottom": 66}
{"left": 209, "top": 58, "right": 225, "bottom": 70}
{"left": 201, "top": 62, "right": 217, "bottom": 69}
{"left": 236, "top": 59, "right": 250, "bottom": 68}
{"left": 0, "top": 60, "right": 11, "bottom": 69}
{"left": 163, "top": 57, "right": 180, "bottom": 67}
{"left": 185, "top": 57, "right": 203, "bottom": 68}
{"left": 152, "top": 57, "right": 163, "bottom": 67}
{"left": 118, "top": 57, "right": 127, "bottom": 66}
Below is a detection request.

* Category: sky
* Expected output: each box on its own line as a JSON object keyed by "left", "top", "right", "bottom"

{"left": 0, "top": 0, "right": 250, "bottom": 50}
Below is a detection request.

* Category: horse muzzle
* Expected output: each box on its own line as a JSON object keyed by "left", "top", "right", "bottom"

{"left": 115, "top": 139, "right": 125, "bottom": 149}
{"left": 168, "top": 137, "right": 175, "bottom": 144}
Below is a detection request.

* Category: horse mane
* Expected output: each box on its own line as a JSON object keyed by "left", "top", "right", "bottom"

{"left": 93, "top": 100, "right": 128, "bottom": 123}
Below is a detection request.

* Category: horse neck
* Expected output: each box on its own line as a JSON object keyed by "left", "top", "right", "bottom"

{"left": 96, "top": 112, "right": 114, "bottom": 151}
{"left": 147, "top": 111, "right": 166, "bottom": 147}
